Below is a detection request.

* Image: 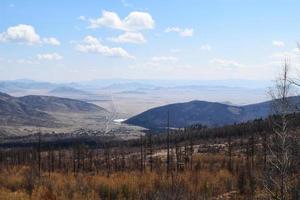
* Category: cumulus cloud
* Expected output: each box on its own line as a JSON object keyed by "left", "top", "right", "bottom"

{"left": 88, "top": 10, "right": 155, "bottom": 31}
{"left": 76, "top": 35, "right": 134, "bottom": 59}
{"left": 165, "top": 27, "right": 194, "bottom": 37}
{"left": 0, "top": 24, "right": 40, "bottom": 44}
{"left": 210, "top": 58, "right": 243, "bottom": 68}
{"left": 108, "top": 32, "right": 146, "bottom": 44}
{"left": 272, "top": 40, "right": 285, "bottom": 47}
{"left": 0, "top": 24, "right": 60, "bottom": 46}
{"left": 200, "top": 44, "right": 212, "bottom": 51}
{"left": 37, "top": 53, "right": 63, "bottom": 61}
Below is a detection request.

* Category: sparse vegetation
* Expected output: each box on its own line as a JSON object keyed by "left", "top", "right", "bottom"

{"left": 0, "top": 116, "right": 299, "bottom": 199}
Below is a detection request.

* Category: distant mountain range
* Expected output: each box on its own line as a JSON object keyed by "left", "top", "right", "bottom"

{"left": 125, "top": 97, "right": 300, "bottom": 129}
{"left": 49, "top": 86, "right": 91, "bottom": 96}
{"left": 0, "top": 79, "right": 56, "bottom": 93}
{"left": 0, "top": 92, "right": 106, "bottom": 127}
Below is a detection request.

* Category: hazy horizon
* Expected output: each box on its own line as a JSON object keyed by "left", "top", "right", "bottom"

{"left": 0, "top": 77, "right": 273, "bottom": 88}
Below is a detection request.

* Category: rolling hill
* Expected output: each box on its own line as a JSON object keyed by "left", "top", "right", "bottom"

{"left": 0, "top": 92, "right": 57, "bottom": 127}
{"left": 125, "top": 97, "right": 300, "bottom": 129}
{"left": 0, "top": 92, "right": 106, "bottom": 127}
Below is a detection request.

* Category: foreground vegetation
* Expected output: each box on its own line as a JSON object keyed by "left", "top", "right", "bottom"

{"left": 0, "top": 154, "right": 270, "bottom": 200}
{"left": 0, "top": 120, "right": 299, "bottom": 200}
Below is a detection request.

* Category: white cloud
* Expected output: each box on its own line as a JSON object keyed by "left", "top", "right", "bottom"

{"left": 43, "top": 37, "right": 60, "bottom": 46}
{"left": 76, "top": 35, "right": 134, "bottom": 59}
{"left": 165, "top": 27, "right": 194, "bottom": 37}
{"left": 200, "top": 44, "right": 212, "bottom": 51}
{"left": 37, "top": 53, "right": 63, "bottom": 61}
{"left": 0, "top": 24, "right": 40, "bottom": 44}
{"left": 123, "top": 12, "right": 154, "bottom": 31}
{"left": 89, "top": 11, "right": 122, "bottom": 29}
{"left": 88, "top": 10, "right": 155, "bottom": 31}
{"left": 210, "top": 58, "right": 243, "bottom": 68}
{"left": 272, "top": 40, "right": 285, "bottom": 47}
{"left": 151, "top": 56, "right": 178, "bottom": 62}
{"left": 108, "top": 32, "right": 146, "bottom": 44}
{"left": 0, "top": 24, "right": 60, "bottom": 46}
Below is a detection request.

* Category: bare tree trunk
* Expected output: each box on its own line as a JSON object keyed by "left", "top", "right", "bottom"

{"left": 262, "top": 131, "right": 268, "bottom": 170}
{"left": 72, "top": 144, "right": 76, "bottom": 177}
{"left": 189, "top": 133, "right": 194, "bottom": 171}
{"left": 140, "top": 135, "right": 144, "bottom": 173}
{"left": 167, "top": 111, "right": 170, "bottom": 174}
{"left": 148, "top": 133, "right": 153, "bottom": 172}
{"left": 265, "top": 60, "right": 292, "bottom": 199}
{"left": 105, "top": 144, "right": 111, "bottom": 177}
{"left": 47, "top": 147, "right": 51, "bottom": 177}
{"left": 227, "top": 135, "right": 232, "bottom": 173}
{"left": 37, "top": 132, "right": 41, "bottom": 178}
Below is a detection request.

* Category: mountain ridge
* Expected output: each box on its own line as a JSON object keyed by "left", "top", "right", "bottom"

{"left": 124, "top": 97, "right": 300, "bottom": 129}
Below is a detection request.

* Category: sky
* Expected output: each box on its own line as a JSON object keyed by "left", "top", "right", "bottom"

{"left": 0, "top": 0, "right": 300, "bottom": 82}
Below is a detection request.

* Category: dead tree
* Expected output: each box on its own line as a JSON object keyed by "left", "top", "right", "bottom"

{"left": 188, "top": 132, "right": 194, "bottom": 171}
{"left": 265, "top": 60, "right": 293, "bottom": 199}
{"left": 250, "top": 134, "right": 255, "bottom": 168}
{"left": 47, "top": 147, "right": 51, "bottom": 177}
{"left": 37, "top": 132, "right": 41, "bottom": 178}
{"left": 121, "top": 150, "right": 126, "bottom": 171}
{"left": 58, "top": 148, "right": 63, "bottom": 172}
{"left": 167, "top": 111, "right": 170, "bottom": 174}
{"left": 261, "top": 130, "right": 268, "bottom": 170}
{"left": 184, "top": 142, "right": 189, "bottom": 170}
{"left": 104, "top": 144, "right": 111, "bottom": 177}
{"left": 88, "top": 150, "right": 94, "bottom": 172}
{"left": 148, "top": 133, "right": 153, "bottom": 172}
{"left": 249, "top": 135, "right": 257, "bottom": 199}
{"left": 140, "top": 135, "right": 144, "bottom": 172}
{"left": 72, "top": 144, "right": 77, "bottom": 176}
{"left": 227, "top": 135, "right": 233, "bottom": 172}
{"left": 175, "top": 140, "right": 183, "bottom": 172}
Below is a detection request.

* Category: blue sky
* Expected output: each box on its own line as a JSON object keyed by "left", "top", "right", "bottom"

{"left": 0, "top": 0, "right": 300, "bottom": 82}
